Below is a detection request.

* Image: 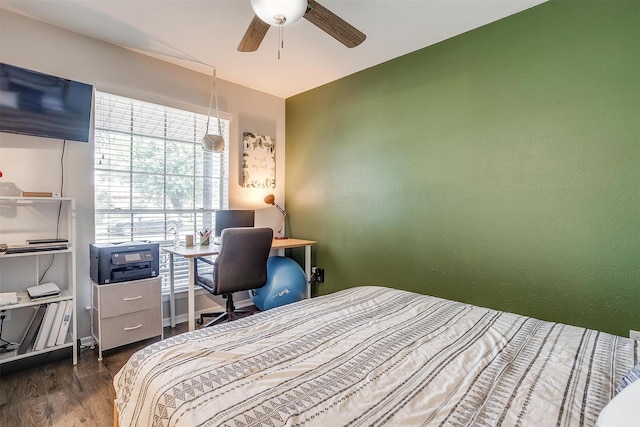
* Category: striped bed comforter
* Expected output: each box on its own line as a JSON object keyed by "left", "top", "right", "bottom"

{"left": 114, "top": 286, "right": 638, "bottom": 427}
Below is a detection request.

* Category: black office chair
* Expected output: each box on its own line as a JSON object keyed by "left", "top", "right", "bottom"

{"left": 194, "top": 227, "right": 273, "bottom": 327}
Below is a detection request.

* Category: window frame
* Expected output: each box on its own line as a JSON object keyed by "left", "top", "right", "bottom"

{"left": 93, "top": 90, "right": 230, "bottom": 295}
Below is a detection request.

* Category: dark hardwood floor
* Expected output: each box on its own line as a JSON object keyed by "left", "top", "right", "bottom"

{"left": 0, "top": 322, "right": 190, "bottom": 427}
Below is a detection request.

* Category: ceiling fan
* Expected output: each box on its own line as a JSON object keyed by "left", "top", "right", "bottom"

{"left": 238, "top": 0, "right": 366, "bottom": 52}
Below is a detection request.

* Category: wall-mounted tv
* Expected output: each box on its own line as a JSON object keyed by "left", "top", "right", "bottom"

{"left": 0, "top": 63, "right": 93, "bottom": 142}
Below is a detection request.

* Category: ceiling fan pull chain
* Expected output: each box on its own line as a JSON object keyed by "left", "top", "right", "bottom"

{"left": 277, "top": 24, "right": 284, "bottom": 60}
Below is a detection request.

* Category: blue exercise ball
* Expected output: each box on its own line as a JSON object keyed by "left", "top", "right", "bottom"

{"left": 250, "top": 256, "right": 306, "bottom": 311}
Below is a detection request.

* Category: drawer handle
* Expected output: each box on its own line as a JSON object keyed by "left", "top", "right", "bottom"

{"left": 123, "top": 296, "right": 142, "bottom": 301}
{"left": 123, "top": 324, "right": 143, "bottom": 331}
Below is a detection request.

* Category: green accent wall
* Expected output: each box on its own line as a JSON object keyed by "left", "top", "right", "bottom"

{"left": 285, "top": 0, "right": 639, "bottom": 336}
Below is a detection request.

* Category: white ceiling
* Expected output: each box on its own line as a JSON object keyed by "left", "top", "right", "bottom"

{"left": 0, "top": 0, "right": 546, "bottom": 98}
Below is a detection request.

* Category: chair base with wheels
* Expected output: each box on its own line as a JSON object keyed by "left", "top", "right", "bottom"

{"left": 196, "top": 295, "right": 251, "bottom": 327}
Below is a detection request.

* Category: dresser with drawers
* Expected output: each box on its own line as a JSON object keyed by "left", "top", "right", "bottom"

{"left": 91, "top": 276, "right": 162, "bottom": 360}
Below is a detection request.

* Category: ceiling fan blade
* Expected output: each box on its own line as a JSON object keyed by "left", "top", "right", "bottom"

{"left": 304, "top": 0, "right": 366, "bottom": 48}
{"left": 238, "top": 15, "right": 270, "bottom": 52}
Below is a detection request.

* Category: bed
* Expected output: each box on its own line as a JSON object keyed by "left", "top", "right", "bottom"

{"left": 114, "top": 286, "right": 639, "bottom": 426}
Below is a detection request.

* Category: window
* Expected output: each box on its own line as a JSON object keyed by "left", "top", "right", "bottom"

{"left": 94, "top": 91, "right": 229, "bottom": 293}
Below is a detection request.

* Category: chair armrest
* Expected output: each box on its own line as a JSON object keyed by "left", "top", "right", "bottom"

{"left": 196, "top": 256, "right": 216, "bottom": 266}
{"left": 194, "top": 256, "right": 216, "bottom": 293}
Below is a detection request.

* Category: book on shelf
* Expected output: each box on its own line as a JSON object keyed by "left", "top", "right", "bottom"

{"left": 0, "top": 292, "right": 18, "bottom": 307}
{"left": 55, "top": 301, "right": 73, "bottom": 346}
{"left": 27, "top": 282, "right": 61, "bottom": 300}
{"left": 26, "top": 238, "right": 68, "bottom": 245}
{"left": 47, "top": 300, "right": 68, "bottom": 348}
{"left": 20, "top": 191, "right": 57, "bottom": 198}
{"left": 33, "top": 303, "right": 58, "bottom": 351}
{"left": 18, "top": 304, "right": 47, "bottom": 354}
{"left": 5, "top": 242, "right": 68, "bottom": 254}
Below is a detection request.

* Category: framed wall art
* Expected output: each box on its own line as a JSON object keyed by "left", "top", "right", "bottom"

{"left": 242, "top": 132, "right": 275, "bottom": 188}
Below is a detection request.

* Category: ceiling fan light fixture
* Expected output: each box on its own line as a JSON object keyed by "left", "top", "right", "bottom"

{"left": 251, "top": 0, "right": 307, "bottom": 26}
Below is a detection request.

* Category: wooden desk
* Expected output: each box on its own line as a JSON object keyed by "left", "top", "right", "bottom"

{"left": 162, "top": 238, "right": 316, "bottom": 331}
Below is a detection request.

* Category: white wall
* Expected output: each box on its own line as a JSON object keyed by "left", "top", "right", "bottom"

{"left": 0, "top": 10, "right": 286, "bottom": 340}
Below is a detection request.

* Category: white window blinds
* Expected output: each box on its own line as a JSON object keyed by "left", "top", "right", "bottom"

{"left": 94, "top": 91, "right": 229, "bottom": 293}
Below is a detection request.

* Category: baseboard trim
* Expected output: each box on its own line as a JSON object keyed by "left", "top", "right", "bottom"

{"left": 161, "top": 299, "right": 254, "bottom": 327}
{"left": 79, "top": 299, "right": 256, "bottom": 344}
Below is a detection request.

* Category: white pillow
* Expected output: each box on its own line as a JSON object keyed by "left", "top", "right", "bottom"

{"left": 596, "top": 377, "right": 640, "bottom": 427}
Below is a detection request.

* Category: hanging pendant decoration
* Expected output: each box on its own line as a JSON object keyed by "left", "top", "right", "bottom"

{"left": 202, "top": 67, "right": 224, "bottom": 153}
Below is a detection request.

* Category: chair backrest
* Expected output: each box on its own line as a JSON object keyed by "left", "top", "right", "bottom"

{"left": 212, "top": 227, "right": 273, "bottom": 295}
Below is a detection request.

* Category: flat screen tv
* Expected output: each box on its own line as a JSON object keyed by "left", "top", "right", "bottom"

{"left": 0, "top": 63, "right": 93, "bottom": 142}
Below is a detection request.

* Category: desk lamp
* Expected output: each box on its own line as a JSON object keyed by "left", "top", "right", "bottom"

{"left": 264, "top": 194, "right": 287, "bottom": 239}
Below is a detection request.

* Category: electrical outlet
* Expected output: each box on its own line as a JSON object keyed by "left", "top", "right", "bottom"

{"left": 630, "top": 330, "right": 640, "bottom": 341}
{"left": 311, "top": 267, "right": 321, "bottom": 283}
{"left": 0, "top": 310, "right": 10, "bottom": 321}
{"left": 313, "top": 267, "right": 324, "bottom": 283}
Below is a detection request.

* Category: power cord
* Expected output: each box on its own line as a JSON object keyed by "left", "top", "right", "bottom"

{"left": 0, "top": 312, "right": 19, "bottom": 352}
{"left": 38, "top": 140, "right": 66, "bottom": 284}
{"left": 308, "top": 268, "right": 324, "bottom": 285}
{"left": 308, "top": 271, "right": 318, "bottom": 285}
